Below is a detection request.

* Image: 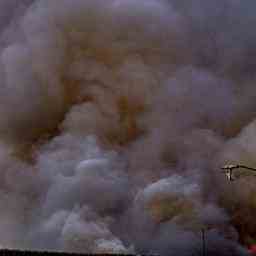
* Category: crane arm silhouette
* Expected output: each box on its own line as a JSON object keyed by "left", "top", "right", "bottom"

{"left": 221, "top": 164, "right": 256, "bottom": 181}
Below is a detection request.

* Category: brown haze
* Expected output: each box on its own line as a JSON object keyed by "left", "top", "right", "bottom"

{"left": 0, "top": 0, "right": 256, "bottom": 255}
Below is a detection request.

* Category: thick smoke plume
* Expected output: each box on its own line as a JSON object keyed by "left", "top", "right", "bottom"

{"left": 0, "top": 0, "right": 256, "bottom": 255}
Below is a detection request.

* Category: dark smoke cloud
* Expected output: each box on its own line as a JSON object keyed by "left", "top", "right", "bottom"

{"left": 0, "top": 0, "right": 255, "bottom": 255}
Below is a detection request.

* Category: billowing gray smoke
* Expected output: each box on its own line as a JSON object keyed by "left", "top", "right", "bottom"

{"left": 0, "top": 0, "right": 256, "bottom": 255}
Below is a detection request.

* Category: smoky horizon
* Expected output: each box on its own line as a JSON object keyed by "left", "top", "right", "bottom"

{"left": 0, "top": 0, "right": 255, "bottom": 255}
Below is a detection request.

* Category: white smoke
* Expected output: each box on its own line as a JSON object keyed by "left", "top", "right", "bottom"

{"left": 0, "top": 0, "right": 255, "bottom": 255}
